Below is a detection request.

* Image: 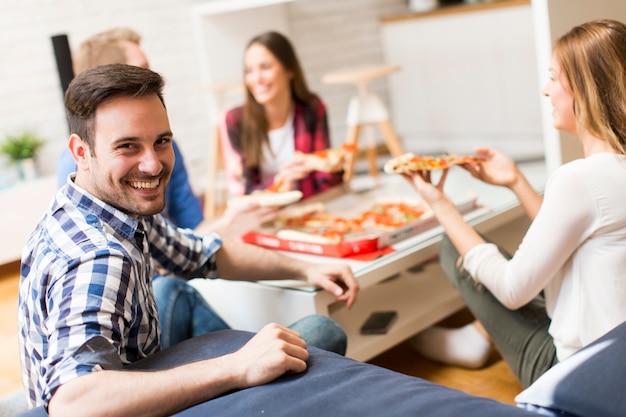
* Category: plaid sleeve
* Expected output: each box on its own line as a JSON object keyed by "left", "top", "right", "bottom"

{"left": 147, "top": 215, "right": 222, "bottom": 278}
{"left": 41, "top": 249, "right": 132, "bottom": 405}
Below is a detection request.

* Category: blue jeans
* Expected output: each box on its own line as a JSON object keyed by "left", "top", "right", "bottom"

{"left": 152, "top": 276, "right": 347, "bottom": 355}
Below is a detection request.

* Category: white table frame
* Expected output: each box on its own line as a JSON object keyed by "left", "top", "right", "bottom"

{"left": 192, "top": 163, "right": 545, "bottom": 361}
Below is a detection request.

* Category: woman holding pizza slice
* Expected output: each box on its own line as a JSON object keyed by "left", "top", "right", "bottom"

{"left": 406, "top": 19, "right": 626, "bottom": 388}
{"left": 220, "top": 31, "right": 344, "bottom": 200}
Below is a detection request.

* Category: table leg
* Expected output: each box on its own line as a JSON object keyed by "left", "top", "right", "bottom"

{"left": 343, "top": 124, "right": 361, "bottom": 182}
{"left": 204, "top": 125, "right": 224, "bottom": 219}
{"left": 377, "top": 120, "right": 404, "bottom": 157}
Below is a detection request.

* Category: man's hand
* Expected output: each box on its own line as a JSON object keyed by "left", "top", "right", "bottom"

{"left": 229, "top": 323, "right": 309, "bottom": 388}
{"left": 196, "top": 202, "right": 278, "bottom": 239}
{"left": 303, "top": 263, "right": 359, "bottom": 308}
{"left": 48, "top": 323, "right": 309, "bottom": 417}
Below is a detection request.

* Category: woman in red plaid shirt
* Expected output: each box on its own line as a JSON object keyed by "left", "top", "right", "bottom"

{"left": 221, "top": 31, "right": 343, "bottom": 199}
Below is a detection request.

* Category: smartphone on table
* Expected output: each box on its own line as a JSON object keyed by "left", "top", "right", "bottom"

{"left": 359, "top": 311, "right": 397, "bottom": 335}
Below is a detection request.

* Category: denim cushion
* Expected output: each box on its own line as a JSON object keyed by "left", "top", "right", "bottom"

{"left": 129, "top": 330, "right": 535, "bottom": 417}
{"left": 18, "top": 330, "right": 539, "bottom": 417}
{"left": 516, "top": 320, "right": 626, "bottom": 417}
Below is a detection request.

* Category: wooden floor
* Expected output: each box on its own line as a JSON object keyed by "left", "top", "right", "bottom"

{"left": 0, "top": 262, "right": 522, "bottom": 404}
{"left": 0, "top": 262, "right": 22, "bottom": 398}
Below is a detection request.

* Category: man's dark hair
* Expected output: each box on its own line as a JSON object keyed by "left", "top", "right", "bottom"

{"left": 64, "top": 63, "right": 166, "bottom": 152}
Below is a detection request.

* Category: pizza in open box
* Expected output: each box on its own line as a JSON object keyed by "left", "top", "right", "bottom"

{"left": 356, "top": 197, "right": 432, "bottom": 231}
{"left": 276, "top": 202, "right": 362, "bottom": 243}
{"left": 274, "top": 197, "right": 432, "bottom": 244}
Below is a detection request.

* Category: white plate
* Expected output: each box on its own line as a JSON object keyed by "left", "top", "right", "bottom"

{"left": 228, "top": 190, "right": 303, "bottom": 208}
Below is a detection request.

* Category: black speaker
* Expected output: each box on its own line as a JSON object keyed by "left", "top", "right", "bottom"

{"left": 51, "top": 34, "right": 74, "bottom": 95}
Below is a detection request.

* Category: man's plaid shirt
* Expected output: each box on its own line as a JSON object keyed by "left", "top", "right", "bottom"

{"left": 18, "top": 180, "right": 222, "bottom": 407}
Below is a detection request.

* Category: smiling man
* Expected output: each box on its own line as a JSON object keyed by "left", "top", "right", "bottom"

{"left": 18, "top": 64, "right": 358, "bottom": 416}
{"left": 69, "top": 88, "right": 174, "bottom": 216}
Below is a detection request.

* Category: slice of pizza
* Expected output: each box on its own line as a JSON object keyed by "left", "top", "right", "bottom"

{"left": 449, "top": 154, "right": 490, "bottom": 165}
{"left": 276, "top": 225, "right": 373, "bottom": 245}
{"left": 383, "top": 153, "right": 455, "bottom": 174}
{"left": 280, "top": 206, "right": 359, "bottom": 233}
{"left": 275, "top": 201, "right": 366, "bottom": 243}
{"left": 384, "top": 152, "right": 487, "bottom": 174}
{"left": 299, "top": 143, "right": 358, "bottom": 173}
{"left": 276, "top": 229, "right": 342, "bottom": 244}
{"left": 265, "top": 177, "right": 288, "bottom": 193}
{"left": 276, "top": 202, "right": 327, "bottom": 228}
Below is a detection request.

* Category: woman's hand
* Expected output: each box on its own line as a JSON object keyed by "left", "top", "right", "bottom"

{"left": 405, "top": 165, "right": 486, "bottom": 258}
{"left": 462, "top": 148, "right": 520, "bottom": 188}
{"left": 466, "top": 148, "right": 542, "bottom": 219}
{"left": 273, "top": 154, "right": 312, "bottom": 191}
{"left": 404, "top": 167, "right": 450, "bottom": 207}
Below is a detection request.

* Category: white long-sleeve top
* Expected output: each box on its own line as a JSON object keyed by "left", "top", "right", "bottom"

{"left": 464, "top": 153, "right": 626, "bottom": 361}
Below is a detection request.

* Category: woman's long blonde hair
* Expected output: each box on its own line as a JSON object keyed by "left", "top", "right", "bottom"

{"left": 553, "top": 19, "right": 626, "bottom": 154}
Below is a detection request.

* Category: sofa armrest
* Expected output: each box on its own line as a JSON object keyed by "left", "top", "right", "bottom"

{"left": 516, "top": 320, "right": 626, "bottom": 417}
{"left": 18, "top": 330, "right": 538, "bottom": 417}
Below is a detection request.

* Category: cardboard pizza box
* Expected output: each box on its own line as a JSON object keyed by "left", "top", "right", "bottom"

{"left": 241, "top": 183, "right": 479, "bottom": 258}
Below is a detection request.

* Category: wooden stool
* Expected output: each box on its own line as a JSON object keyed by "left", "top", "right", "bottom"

{"left": 322, "top": 65, "right": 404, "bottom": 182}
{"left": 202, "top": 80, "right": 243, "bottom": 219}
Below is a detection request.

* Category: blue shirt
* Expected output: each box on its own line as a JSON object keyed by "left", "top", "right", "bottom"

{"left": 18, "top": 179, "right": 222, "bottom": 407}
{"left": 56, "top": 140, "right": 204, "bottom": 229}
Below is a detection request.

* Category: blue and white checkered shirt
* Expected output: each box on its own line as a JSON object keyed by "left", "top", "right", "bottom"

{"left": 18, "top": 180, "right": 222, "bottom": 408}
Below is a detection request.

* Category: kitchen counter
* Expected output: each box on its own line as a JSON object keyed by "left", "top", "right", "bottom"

{"left": 382, "top": 0, "right": 530, "bottom": 24}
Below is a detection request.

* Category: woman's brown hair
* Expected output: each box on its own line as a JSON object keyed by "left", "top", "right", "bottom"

{"left": 241, "top": 31, "right": 315, "bottom": 167}
{"left": 65, "top": 64, "right": 165, "bottom": 154}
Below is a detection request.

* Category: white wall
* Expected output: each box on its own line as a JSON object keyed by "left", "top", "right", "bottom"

{"left": 0, "top": 0, "right": 406, "bottom": 195}
{"left": 287, "top": 0, "right": 407, "bottom": 147}
{"left": 0, "top": 0, "right": 209, "bottom": 187}
{"left": 381, "top": 3, "right": 545, "bottom": 159}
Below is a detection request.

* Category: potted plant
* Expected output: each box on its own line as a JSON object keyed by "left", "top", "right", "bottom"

{"left": 0, "top": 130, "right": 46, "bottom": 180}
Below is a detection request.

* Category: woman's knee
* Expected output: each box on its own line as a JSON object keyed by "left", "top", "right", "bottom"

{"left": 290, "top": 315, "right": 347, "bottom": 356}
{"left": 438, "top": 234, "right": 464, "bottom": 285}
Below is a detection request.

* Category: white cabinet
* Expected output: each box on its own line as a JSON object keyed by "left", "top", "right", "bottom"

{"left": 380, "top": 2, "right": 544, "bottom": 160}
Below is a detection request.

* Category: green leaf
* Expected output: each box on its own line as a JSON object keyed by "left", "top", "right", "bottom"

{"left": 0, "top": 131, "right": 46, "bottom": 163}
